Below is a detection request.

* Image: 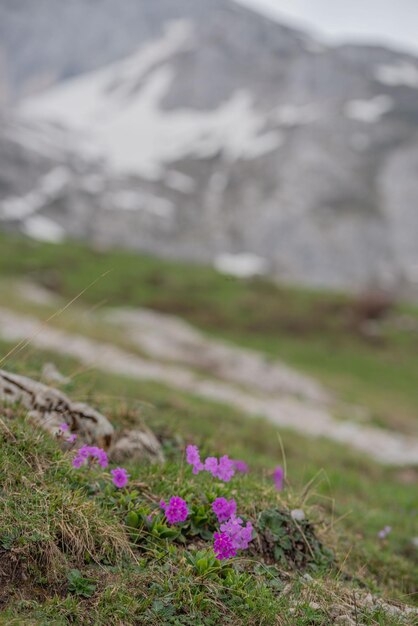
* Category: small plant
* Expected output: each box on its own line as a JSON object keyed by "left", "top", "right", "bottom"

{"left": 185, "top": 548, "right": 227, "bottom": 578}
{"left": 0, "top": 532, "right": 16, "bottom": 550}
{"left": 257, "top": 508, "right": 333, "bottom": 569}
{"left": 67, "top": 569, "right": 97, "bottom": 598}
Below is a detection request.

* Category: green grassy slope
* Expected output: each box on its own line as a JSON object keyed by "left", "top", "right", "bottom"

{"left": 0, "top": 341, "right": 417, "bottom": 624}
{"left": 0, "top": 234, "right": 417, "bottom": 623}
{"left": 1, "top": 234, "right": 418, "bottom": 437}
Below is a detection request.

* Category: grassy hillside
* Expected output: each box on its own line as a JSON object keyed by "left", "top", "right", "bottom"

{"left": 1, "top": 233, "right": 418, "bottom": 435}
{"left": 0, "top": 342, "right": 417, "bottom": 624}
{"left": 0, "top": 234, "right": 417, "bottom": 623}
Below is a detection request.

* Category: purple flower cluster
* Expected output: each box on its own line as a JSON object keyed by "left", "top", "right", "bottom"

{"left": 211, "top": 501, "right": 253, "bottom": 560}
{"left": 213, "top": 515, "right": 253, "bottom": 560}
{"left": 232, "top": 459, "right": 249, "bottom": 474}
{"left": 111, "top": 467, "right": 129, "bottom": 489}
{"left": 186, "top": 445, "right": 235, "bottom": 482}
{"left": 186, "top": 445, "right": 204, "bottom": 474}
{"left": 185, "top": 445, "right": 253, "bottom": 559}
{"left": 212, "top": 497, "right": 237, "bottom": 523}
{"left": 160, "top": 496, "right": 189, "bottom": 525}
{"left": 206, "top": 455, "right": 235, "bottom": 482}
{"left": 220, "top": 516, "right": 253, "bottom": 550}
{"left": 72, "top": 445, "right": 109, "bottom": 469}
{"left": 213, "top": 532, "right": 237, "bottom": 560}
{"left": 72, "top": 445, "right": 129, "bottom": 489}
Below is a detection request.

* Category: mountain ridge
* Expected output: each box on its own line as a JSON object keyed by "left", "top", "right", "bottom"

{"left": 1, "top": 0, "right": 418, "bottom": 295}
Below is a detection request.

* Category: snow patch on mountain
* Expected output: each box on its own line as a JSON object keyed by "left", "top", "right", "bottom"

{"left": 0, "top": 167, "right": 70, "bottom": 220}
{"left": 375, "top": 62, "right": 418, "bottom": 88}
{"left": 22, "top": 215, "right": 64, "bottom": 243}
{"left": 214, "top": 253, "right": 268, "bottom": 277}
{"left": 344, "top": 95, "right": 393, "bottom": 123}
{"left": 21, "top": 21, "right": 282, "bottom": 179}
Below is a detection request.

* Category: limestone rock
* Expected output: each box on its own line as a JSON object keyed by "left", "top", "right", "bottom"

{"left": 110, "top": 428, "right": 165, "bottom": 464}
{"left": 0, "top": 368, "right": 114, "bottom": 448}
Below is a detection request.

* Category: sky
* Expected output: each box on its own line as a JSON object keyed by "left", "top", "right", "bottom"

{"left": 234, "top": 0, "right": 418, "bottom": 55}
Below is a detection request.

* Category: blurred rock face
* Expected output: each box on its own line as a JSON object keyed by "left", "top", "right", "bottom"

{"left": 0, "top": 0, "right": 418, "bottom": 295}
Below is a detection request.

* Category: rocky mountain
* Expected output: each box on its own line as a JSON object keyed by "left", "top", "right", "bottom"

{"left": 1, "top": 0, "right": 418, "bottom": 294}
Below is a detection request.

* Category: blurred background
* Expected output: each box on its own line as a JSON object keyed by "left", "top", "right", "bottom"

{"left": 0, "top": 0, "right": 418, "bottom": 460}
{"left": 1, "top": 0, "right": 418, "bottom": 294}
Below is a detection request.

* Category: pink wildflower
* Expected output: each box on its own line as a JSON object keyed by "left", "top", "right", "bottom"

{"left": 220, "top": 515, "right": 253, "bottom": 550}
{"left": 204, "top": 456, "right": 218, "bottom": 475}
{"left": 378, "top": 525, "right": 392, "bottom": 539}
{"left": 72, "top": 445, "right": 108, "bottom": 469}
{"left": 67, "top": 434, "right": 77, "bottom": 444}
{"left": 95, "top": 448, "right": 109, "bottom": 469}
{"left": 232, "top": 459, "right": 249, "bottom": 474}
{"left": 213, "top": 532, "right": 237, "bottom": 560}
{"left": 59, "top": 422, "right": 69, "bottom": 432}
{"left": 186, "top": 444, "right": 204, "bottom": 474}
{"left": 187, "top": 447, "right": 236, "bottom": 482}
{"left": 204, "top": 455, "right": 235, "bottom": 482}
{"left": 216, "top": 455, "right": 235, "bottom": 482}
{"left": 72, "top": 456, "right": 84, "bottom": 469}
{"left": 79, "top": 446, "right": 90, "bottom": 459}
{"left": 111, "top": 467, "right": 129, "bottom": 488}
{"left": 273, "top": 465, "right": 284, "bottom": 491}
{"left": 160, "top": 496, "right": 189, "bottom": 525}
{"left": 212, "top": 497, "right": 237, "bottom": 523}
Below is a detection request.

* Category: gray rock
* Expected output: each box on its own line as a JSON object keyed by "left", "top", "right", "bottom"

{"left": 110, "top": 429, "right": 165, "bottom": 465}
{"left": 0, "top": 368, "right": 114, "bottom": 447}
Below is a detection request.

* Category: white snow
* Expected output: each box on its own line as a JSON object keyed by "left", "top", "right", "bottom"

{"left": 21, "top": 21, "right": 195, "bottom": 130}
{"left": 4, "top": 119, "right": 68, "bottom": 159}
{"left": 375, "top": 62, "right": 418, "bottom": 88}
{"left": 21, "top": 21, "right": 281, "bottom": 179}
{"left": 214, "top": 253, "right": 268, "bottom": 278}
{"left": 344, "top": 95, "right": 393, "bottom": 123}
{"left": 0, "top": 167, "right": 70, "bottom": 220}
{"left": 103, "top": 20, "right": 195, "bottom": 100}
{"left": 22, "top": 216, "right": 64, "bottom": 243}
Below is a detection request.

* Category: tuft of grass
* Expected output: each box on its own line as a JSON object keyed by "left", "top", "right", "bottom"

{"left": 0, "top": 413, "right": 132, "bottom": 593}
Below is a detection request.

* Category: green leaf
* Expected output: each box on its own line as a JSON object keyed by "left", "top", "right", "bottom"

{"left": 125, "top": 510, "right": 139, "bottom": 528}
